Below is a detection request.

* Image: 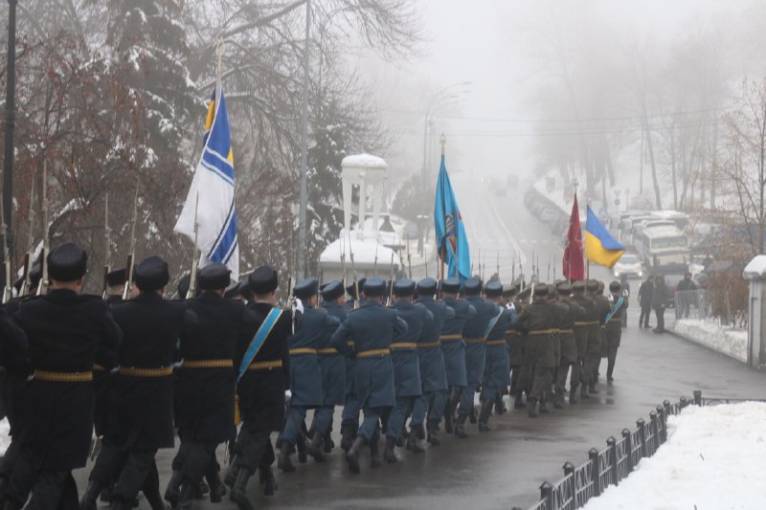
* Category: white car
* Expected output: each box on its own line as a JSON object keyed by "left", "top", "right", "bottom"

{"left": 613, "top": 253, "right": 643, "bottom": 279}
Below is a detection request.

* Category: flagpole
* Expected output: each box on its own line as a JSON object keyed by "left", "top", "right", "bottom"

{"left": 439, "top": 133, "right": 446, "bottom": 281}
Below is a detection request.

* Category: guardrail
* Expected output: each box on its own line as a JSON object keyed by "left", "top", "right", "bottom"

{"left": 514, "top": 390, "right": 765, "bottom": 510}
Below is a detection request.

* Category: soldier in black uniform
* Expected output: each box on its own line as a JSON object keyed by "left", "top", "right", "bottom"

{"left": 5, "top": 243, "right": 120, "bottom": 510}
{"left": 517, "top": 284, "right": 557, "bottom": 418}
{"left": 84, "top": 256, "right": 186, "bottom": 510}
{"left": 227, "top": 266, "right": 291, "bottom": 510}
{"left": 166, "top": 263, "right": 256, "bottom": 509}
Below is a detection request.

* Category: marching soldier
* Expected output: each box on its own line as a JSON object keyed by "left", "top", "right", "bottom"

{"left": 311, "top": 280, "right": 348, "bottom": 454}
{"left": 456, "top": 277, "right": 495, "bottom": 435}
{"left": 439, "top": 277, "right": 475, "bottom": 435}
{"left": 330, "top": 277, "right": 407, "bottom": 474}
{"left": 518, "top": 284, "right": 558, "bottom": 418}
{"left": 605, "top": 281, "right": 627, "bottom": 384}
{"left": 479, "top": 281, "right": 514, "bottom": 431}
{"left": 412, "top": 277, "right": 452, "bottom": 447}
{"left": 339, "top": 279, "right": 365, "bottom": 451}
{"left": 507, "top": 285, "right": 528, "bottom": 410}
{"left": 165, "top": 263, "right": 256, "bottom": 509}
{"left": 385, "top": 278, "right": 429, "bottom": 462}
{"left": 278, "top": 279, "right": 339, "bottom": 471}
{"left": 571, "top": 281, "right": 593, "bottom": 400}
{"left": 553, "top": 282, "right": 583, "bottom": 408}
{"left": 227, "top": 266, "right": 291, "bottom": 510}
{"left": 7, "top": 243, "right": 120, "bottom": 510}
{"left": 589, "top": 280, "right": 610, "bottom": 391}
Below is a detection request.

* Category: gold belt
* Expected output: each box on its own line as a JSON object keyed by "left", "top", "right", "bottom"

{"left": 248, "top": 360, "right": 283, "bottom": 371}
{"left": 465, "top": 338, "right": 486, "bottom": 345}
{"left": 418, "top": 341, "right": 441, "bottom": 349}
{"left": 390, "top": 342, "right": 418, "bottom": 350}
{"left": 559, "top": 329, "right": 574, "bottom": 334}
{"left": 34, "top": 370, "right": 93, "bottom": 383}
{"left": 486, "top": 340, "right": 506, "bottom": 346}
{"left": 289, "top": 348, "right": 318, "bottom": 356}
{"left": 528, "top": 329, "right": 558, "bottom": 336}
{"left": 440, "top": 334, "right": 462, "bottom": 341}
{"left": 318, "top": 347, "right": 340, "bottom": 355}
{"left": 574, "top": 321, "right": 598, "bottom": 326}
{"left": 119, "top": 366, "right": 173, "bottom": 378}
{"left": 183, "top": 359, "right": 233, "bottom": 369}
{"left": 506, "top": 331, "right": 520, "bottom": 337}
{"left": 357, "top": 348, "right": 390, "bottom": 358}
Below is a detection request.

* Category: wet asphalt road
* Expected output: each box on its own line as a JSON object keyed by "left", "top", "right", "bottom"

{"left": 73, "top": 182, "right": 766, "bottom": 509}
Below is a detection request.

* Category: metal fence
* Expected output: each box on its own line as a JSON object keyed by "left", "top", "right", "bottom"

{"left": 514, "top": 390, "right": 765, "bottom": 510}
{"left": 674, "top": 288, "right": 747, "bottom": 328}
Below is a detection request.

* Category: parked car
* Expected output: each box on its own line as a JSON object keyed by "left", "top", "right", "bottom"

{"left": 613, "top": 253, "right": 643, "bottom": 279}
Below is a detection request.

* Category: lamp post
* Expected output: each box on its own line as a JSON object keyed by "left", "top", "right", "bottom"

{"left": 2, "top": 0, "right": 18, "bottom": 272}
{"left": 421, "top": 81, "right": 470, "bottom": 188}
{"left": 296, "top": 0, "right": 311, "bottom": 278}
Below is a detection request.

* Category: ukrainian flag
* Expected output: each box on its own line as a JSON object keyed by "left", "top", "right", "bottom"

{"left": 584, "top": 206, "right": 624, "bottom": 268}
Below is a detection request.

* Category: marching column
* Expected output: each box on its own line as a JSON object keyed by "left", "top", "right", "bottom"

{"left": 479, "top": 281, "right": 514, "bottom": 431}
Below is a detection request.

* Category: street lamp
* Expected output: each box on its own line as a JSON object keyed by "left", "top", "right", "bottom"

{"left": 421, "top": 81, "right": 471, "bottom": 187}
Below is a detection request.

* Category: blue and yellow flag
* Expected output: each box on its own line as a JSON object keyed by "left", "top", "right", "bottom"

{"left": 434, "top": 155, "right": 471, "bottom": 280}
{"left": 584, "top": 206, "right": 624, "bottom": 268}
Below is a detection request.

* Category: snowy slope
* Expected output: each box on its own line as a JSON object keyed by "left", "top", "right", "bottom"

{"left": 583, "top": 402, "right": 766, "bottom": 510}
{"left": 672, "top": 319, "right": 748, "bottom": 363}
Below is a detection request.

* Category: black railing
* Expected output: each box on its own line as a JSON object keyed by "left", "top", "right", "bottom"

{"left": 514, "top": 390, "right": 765, "bottom": 510}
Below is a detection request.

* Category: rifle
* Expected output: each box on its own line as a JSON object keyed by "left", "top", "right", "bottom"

{"left": 187, "top": 192, "right": 200, "bottom": 300}
{"left": 387, "top": 250, "right": 395, "bottom": 306}
{"left": 20, "top": 180, "right": 36, "bottom": 297}
{"left": 349, "top": 249, "right": 360, "bottom": 310}
{"left": 36, "top": 157, "right": 50, "bottom": 296}
{"left": 406, "top": 242, "right": 412, "bottom": 280}
{"left": 528, "top": 282, "right": 535, "bottom": 305}
{"left": 102, "top": 193, "right": 110, "bottom": 300}
{"left": 122, "top": 180, "right": 139, "bottom": 300}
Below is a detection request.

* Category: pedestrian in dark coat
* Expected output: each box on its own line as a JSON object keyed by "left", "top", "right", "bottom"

{"left": 7, "top": 243, "right": 120, "bottom": 510}
{"left": 227, "top": 266, "right": 291, "bottom": 510}
{"left": 330, "top": 278, "right": 407, "bottom": 474}
{"left": 638, "top": 275, "right": 654, "bottom": 328}
{"left": 652, "top": 275, "right": 670, "bottom": 333}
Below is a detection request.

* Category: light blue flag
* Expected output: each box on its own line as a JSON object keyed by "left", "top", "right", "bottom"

{"left": 434, "top": 155, "right": 471, "bottom": 280}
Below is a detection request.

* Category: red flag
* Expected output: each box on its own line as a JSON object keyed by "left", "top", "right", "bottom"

{"left": 562, "top": 194, "right": 585, "bottom": 281}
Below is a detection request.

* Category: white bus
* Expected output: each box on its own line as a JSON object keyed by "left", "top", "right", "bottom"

{"left": 635, "top": 224, "right": 690, "bottom": 269}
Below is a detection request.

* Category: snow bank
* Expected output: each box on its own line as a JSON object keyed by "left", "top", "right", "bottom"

{"left": 0, "top": 418, "right": 9, "bottom": 455}
{"left": 671, "top": 318, "right": 748, "bottom": 363}
{"left": 583, "top": 402, "right": 766, "bottom": 510}
{"left": 341, "top": 153, "right": 387, "bottom": 169}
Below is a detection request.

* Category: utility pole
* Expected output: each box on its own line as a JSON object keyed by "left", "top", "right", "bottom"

{"left": 2, "top": 0, "right": 18, "bottom": 269}
{"left": 296, "top": 0, "right": 311, "bottom": 278}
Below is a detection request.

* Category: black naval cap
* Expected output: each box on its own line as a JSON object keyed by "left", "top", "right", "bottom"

{"left": 485, "top": 280, "right": 503, "bottom": 297}
{"left": 199, "top": 263, "right": 231, "bottom": 291}
{"left": 556, "top": 281, "right": 573, "bottom": 294}
{"left": 363, "top": 277, "right": 386, "bottom": 297}
{"left": 106, "top": 268, "right": 128, "bottom": 288}
{"left": 534, "top": 283, "right": 549, "bottom": 297}
{"left": 135, "top": 256, "right": 169, "bottom": 291}
{"left": 321, "top": 280, "right": 344, "bottom": 301}
{"left": 587, "top": 279, "right": 600, "bottom": 292}
{"left": 609, "top": 281, "right": 621, "bottom": 292}
{"left": 463, "top": 277, "right": 482, "bottom": 295}
{"left": 294, "top": 278, "right": 319, "bottom": 300}
{"left": 416, "top": 277, "right": 438, "bottom": 295}
{"left": 48, "top": 242, "right": 88, "bottom": 282}
{"left": 346, "top": 278, "right": 366, "bottom": 300}
{"left": 572, "top": 280, "right": 586, "bottom": 292}
{"left": 441, "top": 277, "right": 461, "bottom": 294}
{"left": 249, "top": 265, "right": 278, "bottom": 295}
{"left": 393, "top": 278, "right": 416, "bottom": 297}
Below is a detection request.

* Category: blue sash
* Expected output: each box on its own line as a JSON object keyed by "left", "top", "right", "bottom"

{"left": 484, "top": 307, "right": 504, "bottom": 339}
{"left": 237, "top": 307, "right": 283, "bottom": 382}
{"left": 604, "top": 296, "right": 625, "bottom": 324}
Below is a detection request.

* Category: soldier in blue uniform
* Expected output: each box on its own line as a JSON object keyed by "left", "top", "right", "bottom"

{"left": 339, "top": 279, "right": 365, "bottom": 451}
{"left": 456, "top": 277, "right": 495, "bottom": 435}
{"left": 330, "top": 277, "right": 407, "bottom": 474}
{"left": 278, "top": 279, "right": 339, "bottom": 472}
{"left": 411, "top": 277, "right": 452, "bottom": 448}
{"left": 439, "top": 277, "right": 474, "bottom": 435}
{"left": 310, "top": 280, "right": 347, "bottom": 454}
{"left": 385, "top": 279, "right": 429, "bottom": 462}
{"left": 480, "top": 281, "right": 515, "bottom": 431}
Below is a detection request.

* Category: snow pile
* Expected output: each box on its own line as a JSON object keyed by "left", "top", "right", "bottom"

{"left": 0, "top": 418, "right": 9, "bottom": 455}
{"left": 672, "top": 318, "right": 748, "bottom": 363}
{"left": 584, "top": 402, "right": 766, "bottom": 510}
{"left": 341, "top": 153, "right": 387, "bottom": 169}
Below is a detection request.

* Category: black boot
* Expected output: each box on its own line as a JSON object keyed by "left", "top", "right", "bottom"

{"left": 444, "top": 396, "right": 454, "bottom": 434}
{"left": 513, "top": 394, "right": 526, "bottom": 409}
{"left": 528, "top": 399, "right": 539, "bottom": 418}
{"left": 206, "top": 468, "right": 226, "bottom": 503}
{"left": 296, "top": 433, "right": 308, "bottom": 464}
{"left": 307, "top": 431, "right": 325, "bottom": 463}
{"left": 229, "top": 469, "right": 253, "bottom": 510}
{"left": 145, "top": 483, "right": 169, "bottom": 510}
{"left": 539, "top": 400, "right": 550, "bottom": 414}
{"left": 494, "top": 394, "right": 507, "bottom": 415}
{"left": 259, "top": 467, "right": 277, "bottom": 496}
{"left": 79, "top": 480, "right": 103, "bottom": 510}
{"left": 478, "top": 400, "right": 493, "bottom": 432}
{"left": 340, "top": 423, "right": 355, "bottom": 452}
{"left": 406, "top": 429, "right": 425, "bottom": 453}
{"left": 369, "top": 437, "right": 382, "bottom": 468}
{"left": 383, "top": 436, "right": 398, "bottom": 464}
{"left": 454, "top": 414, "right": 468, "bottom": 439}
{"left": 427, "top": 422, "right": 441, "bottom": 446}
{"left": 346, "top": 437, "right": 366, "bottom": 474}
{"left": 323, "top": 430, "right": 334, "bottom": 453}
{"left": 569, "top": 386, "right": 578, "bottom": 404}
{"left": 174, "top": 483, "right": 194, "bottom": 510}
{"left": 223, "top": 464, "right": 239, "bottom": 489}
{"left": 580, "top": 385, "right": 590, "bottom": 400}
{"left": 469, "top": 406, "right": 477, "bottom": 424}
{"left": 277, "top": 444, "right": 295, "bottom": 473}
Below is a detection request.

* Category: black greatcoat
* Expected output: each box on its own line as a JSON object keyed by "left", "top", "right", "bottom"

{"left": 235, "top": 302, "right": 291, "bottom": 434}
{"left": 110, "top": 292, "right": 186, "bottom": 450}
{"left": 13, "top": 289, "right": 121, "bottom": 470}
{"left": 175, "top": 291, "right": 256, "bottom": 444}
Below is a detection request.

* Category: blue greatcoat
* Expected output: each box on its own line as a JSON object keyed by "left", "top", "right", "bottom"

{"left": 288, "top": 305, "right": 339, "bottom": 407}
{"left": 463, "top": 295, "right": 497, "bottom": 387}
{"left": 389, "top": 300, "right": 429, "bottom": 397}
{"left": 319, "top": 301, "right": 347, "bottom": 406}
{"left": 441, "top": 296, "right": 475, "bottom": 387}
{"left": 331, "top": 301, "right": 407, "bottom": 408}
{"left": 415, "top": 297, "right": 453, "bottom": 393}
{"left": 483, "top": 306, "right": 516, "bottom": 397}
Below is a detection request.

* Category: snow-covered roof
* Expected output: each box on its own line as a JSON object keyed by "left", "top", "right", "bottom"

{"left": 743, "top": 255, "right": 766, "bottom": 280}
{"left": 341, "top": 153, "right": 387, "bottom": 170}
{"left": 319, "top": 237, "right": 401, "bottom": 268}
